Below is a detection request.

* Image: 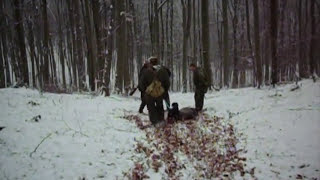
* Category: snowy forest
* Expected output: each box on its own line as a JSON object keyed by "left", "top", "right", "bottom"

{"left": 1, "top": 0, "right": 320, "bottom": 180}
{"left": 1, "top": 0, "right": 319, "bottom": 94}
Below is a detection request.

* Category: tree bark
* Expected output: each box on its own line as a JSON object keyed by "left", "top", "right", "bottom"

{"left": 83, "top": 0, "right": 96, "bottom": 91}
{"left": 42, "top": 0, "right": 50, "bottom": 85}
{"left": 309, "top": 0, "right": 316, "bottom": 79}
{"left": 14, "top": 0, "right": 29, "bottom": 85}
{"left": 181, "top": 0, "right": 191, "bottom": 92}
{"left": 253, "top": 0, "right": 262, "bottom": 88}
{"left": 104, "top": 0, "right": 114, "bottom": 96}
{"left": 245, "top": 0, "right": 253, "bottom": 53}
{"left": 232, "top": 0, "right": 239, "bottom": 88}
{"left": 57, "top": 0, "right": 66, "bottom": 89}
{"left": 270, "top": 0, "right": 278, "bottom": 86}
{"left": 222, "top": 0, "right": 229, "bottom": 87}
{"left": 74, "top": 0, "right": 85, "bottom": 90}
{"left": 201, "top": 0, "right": 212, "bottom": 88}
{"left": 115, "top": 0, "right": 126, "bottom": 93}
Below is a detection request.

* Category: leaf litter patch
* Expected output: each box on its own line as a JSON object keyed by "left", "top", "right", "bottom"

{"left": 122, "top": 113, "right": 254, "bottom": 179}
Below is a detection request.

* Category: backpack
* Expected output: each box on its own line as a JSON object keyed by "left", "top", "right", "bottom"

{"left": 145, "top": 66, "right": 165, "bottom": 98}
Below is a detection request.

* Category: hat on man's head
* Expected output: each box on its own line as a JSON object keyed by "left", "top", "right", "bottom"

{"left": 148, "top": 56, "right": 158, "bottom": 65}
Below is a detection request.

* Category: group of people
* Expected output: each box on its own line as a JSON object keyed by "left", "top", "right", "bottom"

{"left": 138, "top": 57, "right": 209, "bottom": 125}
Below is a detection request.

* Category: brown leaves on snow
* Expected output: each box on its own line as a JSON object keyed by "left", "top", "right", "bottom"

{"left": 123, "top": 113, "right": 253, "bottom": 179}
{"left": 131, "top": 163, "right": 150, "bottom": 180}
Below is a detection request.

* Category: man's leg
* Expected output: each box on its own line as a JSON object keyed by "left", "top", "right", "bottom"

{"left": 195, "top": 89, "right": 205, "bottom": 111}
{"left": 139, "top": 92, "right": 146, "bottom": 113}
{"left": 146, "top": 95, "right": 159, "bottom": 124}
{"left": 155, "top": 97, "right": 165, "bottom": 121}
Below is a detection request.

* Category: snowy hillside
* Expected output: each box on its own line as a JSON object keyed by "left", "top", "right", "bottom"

{"left": 0, "top": 79, "right": 319, "bottom": 180}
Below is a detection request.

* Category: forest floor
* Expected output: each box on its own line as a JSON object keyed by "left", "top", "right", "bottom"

{"left": 0, "top": 79, "right": 319, "bottom": 180}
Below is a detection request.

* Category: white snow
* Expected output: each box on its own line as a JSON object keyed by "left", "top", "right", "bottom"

{"left": 0, "top": 79, "right": 319, "bottom": 179}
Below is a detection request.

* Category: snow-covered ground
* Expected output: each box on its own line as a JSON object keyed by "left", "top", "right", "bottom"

{"left": 0, "top": 79, "right": 319, "bottom": 180}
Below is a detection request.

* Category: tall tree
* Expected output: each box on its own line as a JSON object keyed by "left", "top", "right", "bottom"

{"left": 222, "top": 0, "right": 229, "bottom": 87}
{"left": 13, "top": 0, "right": 28, "bottom": 85}
{"left": 0, "top": 35, "right": 4, "bottom": 88}
{"left": 74, "top": 0, "right": 85, "bottom": 90}
{"left": 245, "top": 0, "right": 253, "bottom": 52}
{"left": 309, "top": 0, "right": 316, "bottom": 79}
{"left": 26, "top": 0, "right": 37, "bottom": 88}
{"left": 231, "top": 0, "right": 239, "bottom": 88}
{"left": 42, "top": 0, "right": 50, "bottom": 86}
{"left": 181, "top": 0, "right": 191, "bottom": 92}
{"left": 298, "top": 0, "right": 304, "bottom": 78}
{"left": 66, "top": 0, "right": 77, "bottom": 88}
{"left": 270, "top": 0, "right": 278, "bottom": 86}
{"left": 202, "top": 0, "right": 212, "bottom": 88}
{"left": 83, "top": 0, "right": 96, "bottom": 91}
{"left": 56, "top": 0, "right": 66, "bottom": 89}
{"left": 115, "top": 0, "right": 126, "bottom": 93}
{"left": 148, "top": 0, "right": 160, "bottom": 57}
{"left": 104, "top": 0, "right": 114, "bottom": 96}
{"left": 253, "top": 0, "right": 262, "bottom": 88}
{"left": 92, "top": 0, "right": 104, "bottom": 77}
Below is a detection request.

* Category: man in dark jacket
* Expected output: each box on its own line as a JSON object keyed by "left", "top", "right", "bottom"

{"left": 189, "top": 63, "right": 209, "bottom": 111}
{"left": 138, "top": 61, "right": 150, "bottom": 113}
{"left": 138, "top": 57, "right": 170, "bottom": 125}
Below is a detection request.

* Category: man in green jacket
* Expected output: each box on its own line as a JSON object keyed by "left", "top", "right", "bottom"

{"left": 138, "top": 57, "right": 170, "bottom": 125}
{"left": 189, "top": 63, "right": 209, "bottom": 111}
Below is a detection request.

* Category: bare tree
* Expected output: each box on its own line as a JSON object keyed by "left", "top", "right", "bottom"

{"left": 222, "top": 0, "right": 229, "bottom": 87}
{"left": 309, "top": 0, "right": 316, "bottom": 80}
{"left": 202, "top": 0, "right": 212, "bottom": 88}
{"left": 14, "top": 0, "right": 28, "bottom": 85}
{"left": 253, "top": 0, "right": 262, "bottom": 88}
{"left": 115, "top": 0, "right": 126, "bottom": 93}
{"left": 181, "top": 0, "right": 191, "bottom": 92}
{"left": 270, "top": 0, "right": 278, "bottom": 86}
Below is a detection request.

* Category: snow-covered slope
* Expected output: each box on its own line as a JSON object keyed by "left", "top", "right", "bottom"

{"left": 0, "top": 79, "right": 319, "bottom": 180}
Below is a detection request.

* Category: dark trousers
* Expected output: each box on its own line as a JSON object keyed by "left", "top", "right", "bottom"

{"left": 146, "top": 95, "right": 164, "bottom": 125}
{"left": 139, "top": 92, "right": 146, "bottom": 113}
{"left": 194, "top": 89, "right": 205, "bottom": 111}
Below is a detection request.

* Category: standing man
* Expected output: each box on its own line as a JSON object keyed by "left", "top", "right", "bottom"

{"left": 139, "top": 57, "right": 170, "bottom": 125}
{"left": 138, "top": 60, "right": 150, "bottom": 113}
{"left": 189, "top": 63, "right": 209, "bottom": 111}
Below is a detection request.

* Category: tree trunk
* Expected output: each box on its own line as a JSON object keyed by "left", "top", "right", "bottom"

{"left": 115, "top": 0, "right": 126, "bottom": 93}
{"left": 253, "top": 0, "right": 262, "bottom": 88}
{"left": 74, "top": 0, "right": 85, "bottom": 90}
{"left": 222, "top": 0, "right": 229, "bottom": 87}
{"left": 201, "top": 0, "right": 212, "bottom": 88}
{"left": 104, "top": 0, "right": 114, "bottom": 96}
{"left": 270, "top": 0, "right": 278, "bottom": 86}
{"left": 14, "top": 0, "right": 29, "bottom": 85}
{"left": 83, "top": 0, "right": 96, "bottom": 91}
{"left": 298, "top": 0, "right": 304, "bottom": 78}
{"left": 57, "top": 0, "right": 66, "bottom": 89}
{"left": 42, "top": 0, "right": 50, "bottom": 85}
{"left": 181, "top": 0, "right": 191, "bottom": 93}
{"left": 309, "top": 0, "right": 316, "bottom": 79}
{"left": 92, "top": 0, "right": 104, "bottom": 87}
{"left": 0, "top": 36, "right": 4, "bottom": 88}
{"left": 245, "top": 0, "right": 253, "bottom": 53}
{"left": 232, "top": 0, "right": 239, "bottom": 88}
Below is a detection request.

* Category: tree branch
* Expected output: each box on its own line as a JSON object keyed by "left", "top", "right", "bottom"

{"left": 29, "top": 133, "right": 53, "bottom": 157}
{"left": 157, "top": 0, "right": 168, "bottom": 11}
